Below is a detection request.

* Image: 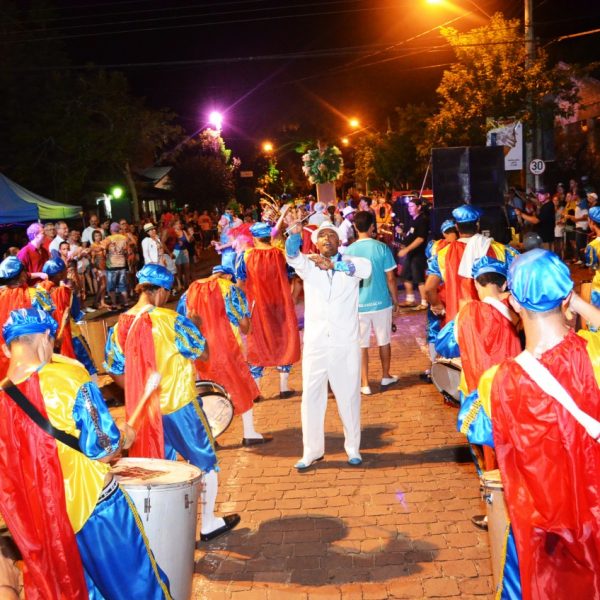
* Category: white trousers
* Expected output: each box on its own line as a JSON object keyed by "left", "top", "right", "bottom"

{"left": 300, "top": 342, "right": 362, "bottom": 461}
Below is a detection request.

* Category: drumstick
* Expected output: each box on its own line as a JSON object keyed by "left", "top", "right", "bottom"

{"left": 250, "top": 300, "right": 256, "bottom": 318}
{"left": 126, "top": 372, "right": 162, "bottom": 429}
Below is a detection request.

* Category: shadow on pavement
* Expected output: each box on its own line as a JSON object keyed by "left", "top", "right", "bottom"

{"left": 196, "top": 515, "right": 439, "bottom": 585}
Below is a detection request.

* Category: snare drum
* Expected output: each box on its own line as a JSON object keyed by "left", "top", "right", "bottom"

{"left": 481, "top": 469, "right": 509, "bottom": 589}
{"left": 195, "top": 380, "right": 234, "bottom": 438}
{"left": 430, "top": 358, "right": 462, "bottom": 406}
{"left": 113, "top": 457, "right": 202, "bottom": 600}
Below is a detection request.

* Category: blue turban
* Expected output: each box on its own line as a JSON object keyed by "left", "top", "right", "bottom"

{"left": 472, "top": 256, "right": 507, "bottom": 279}
{"left": 508, "top": 249, "right": 573, "bottom": 312}
{"left": 589, "top": 206, "right": 600, "bottom": 224}
{"left": 3, "top": 308, "right": 58, "bottom": 346}
{"left": 0, "top": 256, "right": 24, "bottom": 280}
{"left": 440, "top": 219, "right": 456, "bottom": 234}
{"left": 212, "top": 265, "right": 235, "bottom": 278}
{"left": 250, "top": 222, "right": 272, "bottom": 238}
{"left": 136, "top": 264, "right": 174, "bottom": 290}
{"left": 42, "top": 258, "right": 66, "bottom": 276}
{"left": 452, "top": 205, "right": 481, "bottom": 224}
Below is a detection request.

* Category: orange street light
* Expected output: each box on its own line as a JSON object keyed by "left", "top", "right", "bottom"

{"left": 341, "top": 137, "right": 350, "bottom": 146}
{"left": 262, "top": 141, "right": 274, "bottom": 153}
{"left": 349, "top": 118, "right": 360, "bottom": 129}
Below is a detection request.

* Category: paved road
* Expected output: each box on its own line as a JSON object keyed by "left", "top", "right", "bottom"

{"left": 193, "top": 309, "right": 493, "bottom": 599}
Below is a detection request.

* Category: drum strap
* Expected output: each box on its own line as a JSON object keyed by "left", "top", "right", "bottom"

{"left": 515, "top": 351, "right": 600, "bottom": 442}
{"left": 0, "top": 378, "right": 83, "bottom": 453}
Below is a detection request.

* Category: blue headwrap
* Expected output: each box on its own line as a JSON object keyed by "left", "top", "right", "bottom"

{"left": 3, "top": 308, "right": 58, "bottom": 346}
{"left": 472, "top": 256, "right": 507, "bottom": 279}
{"left": 440, "top": 219, "right": 456, "bottom": 234}
{"left": 136, "top": 264, "right": 174, "bottom": 290}
{"left": 508, "top": 249, "right": 573, "bottom": 312}
{"left": 0, "top": 256, "right": 24, "bottom": 280}
{"left": 589, "top": 206, "right": 600, "bottom": 224}
{"left": 212, "top": 265, "right": 235, "bottom": 278}
{"left": 452, "top": 205, "right": 482, "bottom": 224}
{"left": 42, "top": 258, "right": 66, "bottom": 276}
{"left": 250, "top": 222, "right": 272, "bottom": 238}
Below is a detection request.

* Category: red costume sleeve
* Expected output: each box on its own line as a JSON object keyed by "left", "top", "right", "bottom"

{"left": 186, "top": 280, "right": 259, "bottom": 414}
{"left": 244, "top": 248, "right": 301, "bottom": 366}
{"left": 0, "top": 286, "right": 33, "bottom": 380}
{"left": 0, "top": 374, "right": 87, "bottom": 599}
{"left": 491, "top": 331, "right": 600, "bottom": 600}
{"left": 118, "top": 313, "right": 165, "bottom": 458}
{"left": 302, "top": 225, "right": 318, "bottom": 254}
{"left": 457, "top": 302, "right": 521, "bottom": 392}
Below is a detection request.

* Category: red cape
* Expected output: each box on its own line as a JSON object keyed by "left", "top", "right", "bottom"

{"left": 244, "top": 247, "right": 301, "bottom": 366}
{"left": 186, "top": 279, "right": 258, "bottom": 414}
{"left": 0, "top": 286, "right": 34, "bottom": 380}
{"left": 457, "top": 300, "right": 521, "bottom": 393}
{"left": 44, "top": 283, "right": 77, "bottom": 360}
{"left": 0, "top": 373, "right": 87, "bottom": 599}
{"left": 117, "top": 312, "right": 165, "bottom": 458}
{"left": 441, "top": 241, "right": 499, "bottom": 323}
{"left": 491, "top": 331, "right": 600, "bottom": 600}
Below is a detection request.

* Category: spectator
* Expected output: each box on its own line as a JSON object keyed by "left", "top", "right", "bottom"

{"left": 308, "top": 202, "right": 327, "bottom": 227}
{"left": 42, "top": 222, "right": 56, "bottom": 252}
{"left": 574, "top": 196, "right": 590, "bottom": 264}
{"left": 345, "top": 211, "right": 399, "bottom": 395}
{"left": 49, "top": 221, "right": 69, "bottom": 257}
{"left": 141, "top": 222, "right": 164, "bottom": 265}
{"left": 17, "top": 222, "right": 49, "bottom": 284}
{"left": 172, "top": 219, "right": 192, "bottom": 289}
{"left": 198, "top": 210, "right": 214, "bottom": 248}
{"left": 81, "top": 214, "right": 102, "bottom": 246}
{"left": 515, "top": 188, "right": 555, "bottom": 250}
{"left": 398, "top": 198, "right": 429, "bottom": 309}
{"left": 338, "top": 206, "right": 356, "bottom": 250}
{"left": 89, "top": 229, "right": 110, "bottom": 309}
{"left": 102, "top": 222, "right": 129, "bottom": 309}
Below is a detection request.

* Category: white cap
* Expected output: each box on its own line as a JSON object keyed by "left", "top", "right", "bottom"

{"left": 310, "top": 221, "right": 340, "bottom": 245}
{"left": 342, "top": 206, "right": 355, "bottom": 218}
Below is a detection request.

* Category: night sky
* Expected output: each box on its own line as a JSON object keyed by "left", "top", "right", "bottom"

{"left": 23, "top": 0, "right": 600, "bottom": 159}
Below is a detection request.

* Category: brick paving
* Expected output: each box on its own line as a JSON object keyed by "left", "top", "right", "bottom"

{"left": 193, "top": 309, "right": 493, "bottom": 599}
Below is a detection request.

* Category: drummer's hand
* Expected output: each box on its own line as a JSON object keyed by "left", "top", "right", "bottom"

{"left": 0, "top": 552, "right": 20, "bottom": 600}
{"left": 120, "top": 424, "right": 136, "bottom": 450}
{"left": 398, "top": 247, "right": 408, "bottom": 259}
{"left": 289, "top": 221, "right": 303, "bottom": 235}
{"left": 392, "top": 302, "right": 401, "bottom": 316}
{"left": 309, "top": 255, "right": 333, "bottom": 270}
{"left": 431, "top": 303, "right": 445, "bottom": 316}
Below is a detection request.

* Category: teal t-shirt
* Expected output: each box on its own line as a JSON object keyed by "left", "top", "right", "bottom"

{"left": 345, "top": 238, "right": 396, "bottom": 313}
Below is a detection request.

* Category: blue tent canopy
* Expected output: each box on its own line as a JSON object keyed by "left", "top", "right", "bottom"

{"left": 0, "top": 173, "right": 82, "bottom": 224}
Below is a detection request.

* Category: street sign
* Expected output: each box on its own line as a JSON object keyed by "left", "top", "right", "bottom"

{"left": 240, "top": 170, "right": 254, "bottom": 178}
{"left": 529, "top": 159, "right": 545, "bottom": 175}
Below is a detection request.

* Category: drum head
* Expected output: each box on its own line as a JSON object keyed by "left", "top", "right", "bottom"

{"left": 112, "top": 457, "right": 202, "bottom": 488}
{"left": 430, "top": 361, "right": 461, "bottom": 402}
{"left": 200, "top": 393, "right": 234, "bottom": 438}
{"left": 482, "top": 469, "right": 503, "bottom": 490}
{"left": 196, "top": 379, "right": 229, "bottom": 398}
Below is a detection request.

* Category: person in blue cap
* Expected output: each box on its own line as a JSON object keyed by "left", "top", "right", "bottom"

{"left": 0, "top": 307, "right": 172, "bottom": 599}
{"left": 424, "top": 204, "right": 517, "bottom": 324}
{"left": 0, "top": 256, "right": 53, "bottom": 381}
{"left": 235, "top": 221, "right": 301, "bottom": 399}
{"left": 105, "top": 264, "right": 240, "bottom": 542}
{"left": 584, "top": 205, "right": 600, "bottom": 329}
{"left": 458, "top": 249, "right": 600, "bottom": 600}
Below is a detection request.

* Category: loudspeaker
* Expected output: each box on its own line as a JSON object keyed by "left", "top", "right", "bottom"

{"left": 430, "top": 205, "right": 511, "bottom": 244}
{"left": 432, "top": 146, "right": 505, "bottom": 208}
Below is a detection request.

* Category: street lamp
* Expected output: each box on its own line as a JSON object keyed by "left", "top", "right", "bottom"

{"left": 262, "top": 141, "right": 274, "bottom": 153}
{"left": 208, "top": 110, "right": 223, "bottom": 131}
{"left": 110, "top": 186, "right": 124, "bottom": 199}
{"left": 341, "top": 137, "right": 350, "bottom": 146}
{"left": 349, "top": 118, "right": 360, "bottom": 129}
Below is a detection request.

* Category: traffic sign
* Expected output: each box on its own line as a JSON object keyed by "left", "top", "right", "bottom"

{"left": 529, "top": 159, "right": 545, "bottom": 175}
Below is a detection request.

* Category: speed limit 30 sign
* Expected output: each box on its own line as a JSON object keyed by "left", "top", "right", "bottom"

{"left": 529, "top": 159, "right": 546, "bottom": 175}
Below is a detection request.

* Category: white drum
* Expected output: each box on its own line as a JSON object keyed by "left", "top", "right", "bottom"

{"left": 112, "top": 458, "right": 202, "bottom": 600}
{"left": 195, "top": 380, "right": 234, "bottom": 438}
{"left": 482, "top": 469, "right": 509, "bottom": 589}
{"left": 431, "top": 358, "right": 462, "bottom": 406}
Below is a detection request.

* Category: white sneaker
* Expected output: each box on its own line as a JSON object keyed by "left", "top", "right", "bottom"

{"left": 380, "top": 375, "right": 399, "bottom": 387}
{"left": 360, "top": 386, "right": 372, "bottom": 395}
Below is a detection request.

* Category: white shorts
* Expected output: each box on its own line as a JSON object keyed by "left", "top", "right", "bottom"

{"left": 359, "top": 307, "right": 393, "bottom": 348}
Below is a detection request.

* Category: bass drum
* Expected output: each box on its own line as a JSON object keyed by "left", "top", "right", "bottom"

{"left": 195, "top": 380, "right": 234, "bottom": 439}
{"left": 430, "top": 358, "right": 462, "bottom": 407}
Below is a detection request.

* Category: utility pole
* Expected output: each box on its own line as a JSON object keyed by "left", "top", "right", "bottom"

{"left": 524, "top": 0, "right": 539, "bottom": 191}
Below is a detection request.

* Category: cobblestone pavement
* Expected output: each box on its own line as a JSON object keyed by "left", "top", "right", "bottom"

{"left": 193, "top": 309, "right": 493, "bottom": 599}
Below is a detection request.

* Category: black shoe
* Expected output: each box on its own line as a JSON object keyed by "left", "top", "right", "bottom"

{"left": 419, "top": 372, "right": 432, "bottom": 383}
{"left": 242, "top": 434, "right": 274, "bottom": 447}
{"left": 254, "top": 395, "right": 264, "bottom": 403}
{"left": 200, "top": 514, "right": 241, "bottom": 542}
{"left": 471, "top": 514, "right": 488, "bottom": 531}
{"left": 279, "top": 390, "right": 296, "bottom": 399}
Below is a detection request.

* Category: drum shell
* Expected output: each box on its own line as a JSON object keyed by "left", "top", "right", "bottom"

{"left": 114, "top": 458, "right": 202, "bottom": 600}
{"left": 482, "top": 469, "right": 509, "bottom": 589}
{"left": 430, "top": 359, "right": 462, "bottom": 402}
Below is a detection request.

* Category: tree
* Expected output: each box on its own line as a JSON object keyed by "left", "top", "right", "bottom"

{"left": 169, "top": 131, "right": 235, "bottom": 211}
{"left": 426, "top": 13, "right": 579, "bottom": 150}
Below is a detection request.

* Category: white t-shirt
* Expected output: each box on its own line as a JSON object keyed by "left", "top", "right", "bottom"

{"left": 142, "top": 237, "right": 164, "bottom": 265}
{"left": 82, "top": 226, "right": 103, "bottom": 245}
{"left": 575, "top": 206, "right": 589, "bottom": 231}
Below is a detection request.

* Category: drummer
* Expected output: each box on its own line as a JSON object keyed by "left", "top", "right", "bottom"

{"left": 459, "top": 249, "right": 600, "bottom": 598}
{"left": 177, "top": 265, "right": 272, "bottom": 446}
{"left": 0, "top": 308, "right": 172, "bottom": 599}
{"left": 104, "top": 264, "right": 240, "bottom": 542}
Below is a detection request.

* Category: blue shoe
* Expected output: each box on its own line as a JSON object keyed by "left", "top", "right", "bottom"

{"left": 294, "top": 456, "right": 324, "bottom": 470}
{"left": 348, "top": 457, "right": 362, "bottom": 466}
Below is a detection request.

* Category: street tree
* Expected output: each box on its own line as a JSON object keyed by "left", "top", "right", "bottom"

{"left": 426, "top": 13, "right": 579, "bottom": 150}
